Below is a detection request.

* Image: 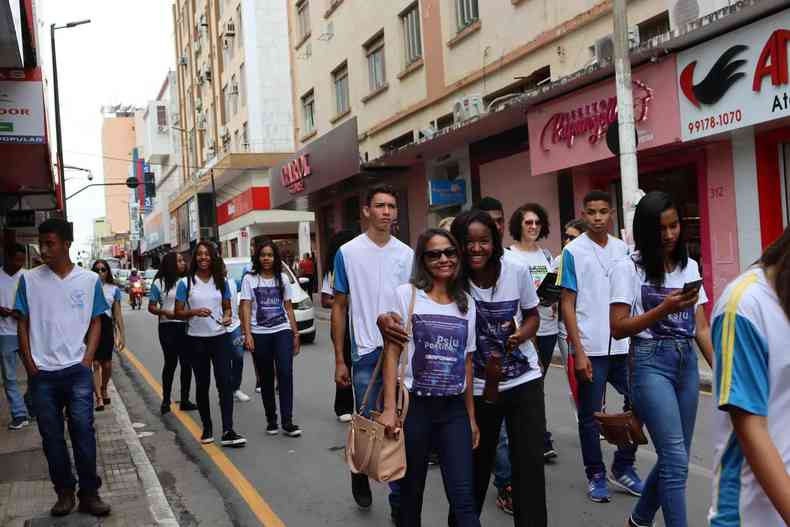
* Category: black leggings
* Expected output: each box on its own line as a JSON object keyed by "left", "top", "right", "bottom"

{"left": 158, "top": 323, "right": 192, "bottom": 404}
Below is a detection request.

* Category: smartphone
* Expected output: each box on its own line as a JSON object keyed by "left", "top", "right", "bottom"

{"left": 682, "top": 279, "right": 703, "bottom": 294}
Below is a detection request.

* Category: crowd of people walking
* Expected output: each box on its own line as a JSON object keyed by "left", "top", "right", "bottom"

{"left": 1, "top": 184, "right": 788, "bottom": 526}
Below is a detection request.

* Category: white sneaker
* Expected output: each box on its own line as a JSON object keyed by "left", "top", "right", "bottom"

{"left": 337, "top": 413, "right": 352, "bottom": 423}
{"left": 234, "top": 390, "right": 251, "bottom": 402}
{"left": 255, "top": 385, "right": 261, "bottom": 393}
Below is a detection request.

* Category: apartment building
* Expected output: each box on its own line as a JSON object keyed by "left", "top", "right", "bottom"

{"left": 171, "top": 0, "right": 313, "bottom": 259}
{"left": 100, "top": 107, "right": 137, "bottom": 238}
{"left": 271, "top": 0, "right": 787, "bottom": 299}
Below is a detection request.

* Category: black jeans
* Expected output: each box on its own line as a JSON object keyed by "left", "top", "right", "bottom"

{"left": 450, "top": 379, "right": 547, "bottom": 527}
{"left": 158, "top": 322, "right": 192, "bottom": 404}
{"left": 333, "top": 321, "right": 354, "bottom": 416}
{"left": 251, "top": 330, "right": 294, "bottom": 425}
{"left": 189, "top": 334, "right": 234, "bottom": 432}
{"left": 401, "top": 395, "right": 480, "bottom": 527}
{"left": 31, "top": 364, "right": 101, "bottom": 494}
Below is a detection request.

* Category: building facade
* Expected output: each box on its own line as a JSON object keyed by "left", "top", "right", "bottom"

{"left": 171, "top": 0, "right": 313, "bottom": 260}
{"left": 101, "top": 108, "right": 137, "bottom": 237}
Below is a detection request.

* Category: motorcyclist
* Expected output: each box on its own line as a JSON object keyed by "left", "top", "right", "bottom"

{"left": 129, "top": 269, "right": 143, "bottom": 308}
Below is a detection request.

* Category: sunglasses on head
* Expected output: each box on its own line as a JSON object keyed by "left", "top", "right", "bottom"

{"left": 423, "top": 247, "right": 458, "bottom": 261}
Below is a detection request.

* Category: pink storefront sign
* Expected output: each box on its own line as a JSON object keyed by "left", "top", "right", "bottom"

{"left": 527, "top": 56, "right": 682, "bottom": 176}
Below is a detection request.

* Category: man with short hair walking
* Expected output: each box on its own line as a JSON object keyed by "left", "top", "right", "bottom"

{"left": 15, "top": 218, "right": 112, "bottom": 517}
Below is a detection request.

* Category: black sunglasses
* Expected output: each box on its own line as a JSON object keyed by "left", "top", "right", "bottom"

{"left": 95, "top": 267, "right": 109, "bottom": 273}
{"left": 423, "top": 247, "right": 458, "bottom": 261}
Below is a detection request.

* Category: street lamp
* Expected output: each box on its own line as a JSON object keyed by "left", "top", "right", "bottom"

{"left": 51, "top": 18, "right": 91, "bottom": 221}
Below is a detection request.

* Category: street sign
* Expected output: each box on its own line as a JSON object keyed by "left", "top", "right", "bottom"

{"left": 428, "top": 179, "right": 466, "bottom": 208}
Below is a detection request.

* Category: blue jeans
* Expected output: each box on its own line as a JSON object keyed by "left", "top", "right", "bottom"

{"left": 31, "top": 363, "right": 101, "bottom": 494}
{"left": 630, "top": 338, "right": 699, "bottom": 527}
{"left": 401, "top": 395, "right": 479, "bottom": 527}
{"left": 0, "top": 336, "right": 28, "bottom": 420}
{"left": 493, "top": 423, "right": 511, "bottom": 490}
{"left": 352, "top": 348, "right": 400, "bottom": 507}
{"left": 228, "top": 326, "right": 245, "bottom": 392}
{"left": 577, "top": 353, "right": 637, "bottom": 480}
{"left": 251, "top": 330, "right": 294, "bottom": 425}
{"left": 190, "top": 334, "right": 235, "bottom": 432}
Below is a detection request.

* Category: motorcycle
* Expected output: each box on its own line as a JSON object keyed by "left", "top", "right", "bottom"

{"left": 130, "top": 282, "right": 144, "bottom": 310}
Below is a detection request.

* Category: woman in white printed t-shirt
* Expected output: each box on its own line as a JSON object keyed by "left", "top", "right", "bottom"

{"left": 609, "top": 192, "right": 713, "bottom": 527}
{"left": 148, "top": 252, "right": 196, "bottom": 415}
{"left": 175, "top": 241, "right": 246, "bottom": 448}
{"left": 240, "top": 239, "right": 302, "bottom": 438}
{"left": 508, "top": 202, "right": 560, "bottom": 461}
{"left": 378, "top": 228, "right": 480, "bottom": 527}
{"left": 90, "top": 259, "right": 124, "bottom": 412}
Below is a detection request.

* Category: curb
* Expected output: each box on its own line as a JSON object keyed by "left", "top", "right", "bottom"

{"left": 109, "top": 381, "right": 179, "bottom": 526}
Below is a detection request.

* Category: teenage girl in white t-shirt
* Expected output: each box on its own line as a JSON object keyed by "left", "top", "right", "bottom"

{"left": 90, "top": 259, "right": 124, "bottom": 412}
{"left": 609, "top": 192, "right": 713, "bottom": 527}
{"left": 378, "top": 228, "right": 480, "bottom": 527}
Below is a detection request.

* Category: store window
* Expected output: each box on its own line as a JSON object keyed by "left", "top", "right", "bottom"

{"left": 400, "top": 3, "right": 422, "bottom": 66}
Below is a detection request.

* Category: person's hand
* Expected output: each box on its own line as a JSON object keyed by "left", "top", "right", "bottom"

{"left": 575, "top": 351, "right": 593, "bottom": 383}
{"left": 163, "top": 310, "right": 176, "bottom": 320}
{"left": 193, "top": 307, "right": 212, "bottom": 318}
{"left": 0, "top": 307, "right": 11, "bottom": 317}
{"left": 244, "top": 333, "right": 255, "bottom": 351}
{"left": 470, "top": 418, "right": 480, "bottom": 449}
{"left": 659, "top": 289, "right": 699, "bottom": 316}
{"left": 377, "top": 312, "right": 408, "bottom": 345}
{"left": 24, "top": 360, "right": 39, "bottom": 378}
{"left": 221, "top": 314, "right": 232, "bottom": 326}
{"left": 335, "top": 362, "right": 351, "bottom": 388}
{"left": 377, "top": 408, "right": 400, "bottom": 439}
{"left": 506, "top": 327, "right": 527, "bottom": 352}
{"left": 293, "top": 334, "right": 301, "bottom": 356}
{"left": 116, "top": 337, "right": 125, "bottom": 351}
{"left": 81, "top": 356, "right": 93, "bottom": 369}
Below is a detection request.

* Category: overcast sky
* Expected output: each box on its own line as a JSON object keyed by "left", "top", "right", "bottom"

{"left": 39, "top": 0, "right": 175, "bottom": 257}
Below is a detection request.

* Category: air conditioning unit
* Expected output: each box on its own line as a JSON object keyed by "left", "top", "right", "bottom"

{"left": 223, "top": 37, "right": 232, "bottom": 50}
{"left": 452, "top": 95, "right": 484, "bottom": 123}
{"left": 224, "top": 22, "right": 236, "bottom": 36}
{"left": 199, "top": 14, "right": 208, "bottom": 27}
{"left": 179, "top": 54, "right": 188, "bottom": 66}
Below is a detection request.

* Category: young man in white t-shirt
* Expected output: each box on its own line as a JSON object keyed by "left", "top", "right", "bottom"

{"left": 0, "top": 243, "right": 31, "bottom": 430}
{"left": 14, "top": 219, "right": 111, "bottom": 517}
{"left": 559, "top": 191, "right": 643, "bottom": 503}
{"left": 331, "top": 185, "right": 413, "bottom": 520}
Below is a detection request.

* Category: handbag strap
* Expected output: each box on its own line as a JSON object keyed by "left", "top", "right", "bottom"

{"left": 359, "top": 286, "right": 416, "bottom": 413}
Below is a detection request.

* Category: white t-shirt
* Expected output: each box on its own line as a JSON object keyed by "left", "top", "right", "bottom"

{"left": 559, "top": 233, "right": 629, "bottom": 356}
{"left": 175, "top": 276, "right": 231, "bottom": 337}
{"left": 149, "top": 279, "right": 185, "bottom": 324}
{"left": 14, "top": 265, "right": 109, "bottom": 371}
{"left": 386, "top": 285, "right": 476, "bottom": 396}
{"left": 469, "top": 257, "right": 542, "bottom": 395}
{"left": 610, "top": 254, "right": 707, "bottom": 339}
{"left": 226, "top": 278, "right": 241, "bottom": 332}
{"left": 509, "top": 245, "right": 559, "bottom": 336}
{"left": 239, "top": 273, "right": 293, "bottom": 334}
{"left": 709, "top": 267, "right": 790, "bottom": 527}
{"left": 101, "top": 283, "right": 122, "bottom": 318}
{"left": 0, "top": 268, "right": 23, "bottom": 336}
{"left": 333, "top": 234, "right": 413, "bottom": 360}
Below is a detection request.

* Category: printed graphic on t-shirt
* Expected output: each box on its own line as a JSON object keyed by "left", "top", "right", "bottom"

{"left": 253, "top": 286, "right": 287, "bottom": 328}
{"left": 411, "top": 314, "right": 468, "bottom": 396}
{"left": 70, "top": 289, "right": 86, "bottom": 308}
{"left": 530, "top": 264, "right": 550, "bottom": 290}
{"left": 641, "top": 285, "right": 695, "bottom": 338}
{"left": 473, "top": 299, "right": 531, "bottom": 380}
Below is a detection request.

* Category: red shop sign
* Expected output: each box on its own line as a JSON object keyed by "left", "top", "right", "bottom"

{"left": 280, "top": 154, "right": 312, "bottom": 194}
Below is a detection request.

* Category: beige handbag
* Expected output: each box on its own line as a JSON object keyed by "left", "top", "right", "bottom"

{"left": 346, "top": 287, "right": 415, "bottom": 483}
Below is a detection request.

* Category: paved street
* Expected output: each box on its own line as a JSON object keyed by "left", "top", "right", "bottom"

{"left": 116, "top": 302, "right": 717, "bottom": 527}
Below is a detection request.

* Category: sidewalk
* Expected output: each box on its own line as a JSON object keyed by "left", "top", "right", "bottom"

{"left": 314, "top": 305, "right": 714, "bottom": 391}
{"left": 0, "top": 361, "right": 177, "bottom": 527}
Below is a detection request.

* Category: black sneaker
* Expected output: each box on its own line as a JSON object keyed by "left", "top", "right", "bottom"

{"left": 266, "top": 423, "right": 279, "bottom": 435}
{"left": 351, "top": 472, "right": 372, "bottom": 509}
{"left": 179, "top": 401, "right": 198, "bottom": 411}
{"left": 160, "top": 401, "right": 171, "bottom": 415}
{"left": 282, "top": 423, "right": 302, "bottom": 437}
{"left": 200, "top": 427, "right": 214, "bottom": 444}
{"left": 8, "top": 417, "right": 29, "bottom": 430}
{"left": 220, "top": 430, "right": 247, "bottom": 447}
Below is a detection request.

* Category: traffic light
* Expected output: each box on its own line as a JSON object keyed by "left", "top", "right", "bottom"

{"left": 144, "top": 171, "right": 156, "bottom": 198}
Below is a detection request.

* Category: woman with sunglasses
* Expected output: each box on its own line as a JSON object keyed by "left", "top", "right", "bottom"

{"left": 175, "top": 241, "right": 246, "bottom": 447}
{"left": 240, "top": 240, "right": 301, "bottom": 437}
{"left": 148, "top": 252, "right": 197, "bottom": 415}
{"left": 90, "top": 260, "right": 124, "bottom": 411}
{"left": 378, "top": 228, "right": 479, "bottom": 526}
{"left": 609, "top": 192, "right": 713, "bottom": 527}
{"left": 449, "top": 210, "right": 547, "bottom": 526}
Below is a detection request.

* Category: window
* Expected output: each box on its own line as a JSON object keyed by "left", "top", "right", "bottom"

{"left": 156, "top": 105, "right": 168, "bottom": 127}
{"left": 365, "top": 34, "right": 386, "bottom": 92}
{"left": 332, "top": 63, "right": 349, "bottom": 115}
{"left": 401, "top": 3, "right": 422, "bottom": 65}
{"left": 456, "top": 0, "right": 479, "bottom": 30}
{"left": 239, "top": 63, "right": 246, "bottom": 107}
{"left": 297, "top": 1, "right": 311, "bottom": 41}
{"left": 638, "top": 11, "right": 670, "bottom": 42}
{"left": 301, "top": 90, "right": 315, "bottom": 134}
{"left": 230, "top": 238, "right": 238, "bottom": 257}
{"left": 242, "top": 122, "right": 248, "bottom": 150}
{"left": 222, "top": 85, "right": 230, "bottom": 125}
{"left": 230, "top": 74, "right": 239, "bottom": 116}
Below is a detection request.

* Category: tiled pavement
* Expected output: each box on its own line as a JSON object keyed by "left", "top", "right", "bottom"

{"left": 0, "top": 362, "right": 176, "bottom": 527}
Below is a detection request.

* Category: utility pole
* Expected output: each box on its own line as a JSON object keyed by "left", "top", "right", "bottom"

{"left": 612, "top": 0, "right": 640, "bottom": 244}
{"left": 51, "top": 24, "right": 66, "bottom": 220}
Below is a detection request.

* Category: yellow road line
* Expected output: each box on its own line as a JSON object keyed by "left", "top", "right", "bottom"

{"left": 120, "top": 347, "right": 286, "bottom": 527}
